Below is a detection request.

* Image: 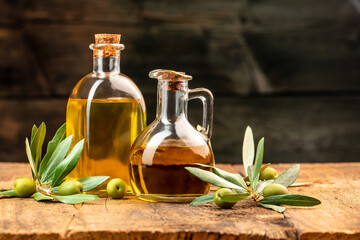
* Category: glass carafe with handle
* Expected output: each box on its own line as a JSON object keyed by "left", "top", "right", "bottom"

{"left": 129, "top": 69, "right": 214, "bottom": 202}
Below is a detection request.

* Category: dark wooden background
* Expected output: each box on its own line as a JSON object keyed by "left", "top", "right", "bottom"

{"left": 0, "top": 0, "right": 359, "bottom": 164}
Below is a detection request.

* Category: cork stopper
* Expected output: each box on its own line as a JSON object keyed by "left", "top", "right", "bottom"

{"left": 149, "top": 69, "right": 192, "bottom": 81}
{"left": 95, "top": 34, "right": 121, "bottom": 44}
{"left": 149, "top": 69, "right": 192, "bottom": 91}
{"left": 93, "top": 34, "right": 121, "bottom": 57}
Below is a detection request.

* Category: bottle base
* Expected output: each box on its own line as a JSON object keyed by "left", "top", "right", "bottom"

{"left": 136, "top": 194, "right": 205, "bottom": 203}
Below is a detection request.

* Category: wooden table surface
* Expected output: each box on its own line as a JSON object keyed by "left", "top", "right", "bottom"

{"left": 0, "top": 162, "right": 359, "bottom": 240}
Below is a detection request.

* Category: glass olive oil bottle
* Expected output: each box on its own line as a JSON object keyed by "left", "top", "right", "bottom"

{"left": 66, "top": 34, "right": 146, "bottom": 195}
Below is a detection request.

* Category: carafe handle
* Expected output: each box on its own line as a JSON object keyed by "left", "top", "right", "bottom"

{"left": 188, "top": 88, "right": 214, "bottom": 139}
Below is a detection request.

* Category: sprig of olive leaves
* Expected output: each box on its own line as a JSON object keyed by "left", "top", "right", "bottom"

{"left": 186, "top": 126, "right": 321, "bottom": 213}
{"left": 0, "top": 123, "right": 109, "bottom": 204}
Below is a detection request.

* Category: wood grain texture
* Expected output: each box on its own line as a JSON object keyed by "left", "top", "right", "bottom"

{"left": 0, "top": 99, "right": 66, "bottom": 163}
{"left": 242, "top": 0, "right": 360, "bottom": 93}
{"left": 0, "top": 162, "right": 359, "bottom": 239}
{"left": 0, "top": 0, "right": 358, "bottom": 166}
{"left": 0, "top": 0, "right": 359, "bottom": 96}
{"left": 191, "top": 96, "right": 360, "bottom": 164}
{"left": 1, "top": 95, "right": 359, "bottom": 164}
{"left": 268, "top": 163, "right": 360, "bottom": 240}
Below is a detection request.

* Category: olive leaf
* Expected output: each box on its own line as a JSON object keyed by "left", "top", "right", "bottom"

{"left": 189, "top": 193, "right": 215, "bottom": 206}
{"left": 41, "top": 136, "right": 73, "bottom": 183}
{"left": 0, "top": 189, "right": 16, "bottom": 196}
{"left": 195, "top": 163, "right": 247, "bottom": 189}
{"left": 78, "top": 176, "right": 110, "bottom": 192}
{"left": 243, "top": 163, "right": 270, "bottom": 182}
{"left": 25, "top": 137, "right": 37, "bottom": 178}
{"left": 39, "top": 123, "right": 66, "bottom": 177}
{"left": 185, "top": 167, "right": 247, "bottom": 191}
{"left": 251, "top": 138, "right": 264, "bottom": 190}
{"left": 260, "top": 194, "right": 321, "bottom": 206}
{"left": 247, "top": 165, "right": 255, "bottom": 187}
{"left": 260, "top": 203, "right": 285, "bottom": 213}
{"left": 242, "top": 126, "right": 254, "bottom": 176}
{"left": 51, "top": 194, "right": 99, "bottom": 204}
{"left": 255, "top": 179, "right": 274, "bottom": 194}
{"left": 290, "top": 182, "right": 312, "bottom": 187}
{"left": 51, "top": 139, "right": 84, "bottom": 187}
{"left": 30, "top": 122, "right": 46, "bottom": 171}
{"left": 220, "top": 192, "right": 250, "bottom": 203}
{"left": 274, "top": 164, "right": 300, "bottom": 187}
{"left": 33, "top": 192, "right": 54, "bottom": 201}
{"left": 31, "top": 125, "right": 38, "bottom": 144}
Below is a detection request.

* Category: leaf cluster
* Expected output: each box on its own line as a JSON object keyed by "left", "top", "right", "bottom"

{"left": 186, "top": 126, "right": 321, "bottom": 213}
{"left": 0, "top": 123, "right": 109, "bottom": 204}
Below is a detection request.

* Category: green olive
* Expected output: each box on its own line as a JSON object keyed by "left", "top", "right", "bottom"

{"left": 259, "top": 167, "right": 278, "bottom": 181}
{"left": 107, "top": 178, "right": 127, "bottom": 199}
{"left": 214, "top": 188, "right": 236, "bottom": 209}
{"left": 262, "top": 183, "right": 289, "bottom": 198}
{"left": 59, "top": 180, "right": 83, "bottom": 196}
{"left": 14, "top": 177, "right": 36, "bottom": 197}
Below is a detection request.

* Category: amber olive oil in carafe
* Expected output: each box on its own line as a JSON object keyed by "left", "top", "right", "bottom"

{"left": 66, "top": 34, "right": 146, "bottom": 195}
{"left": 130, "top": 144, "right": 213, "bottom": 198}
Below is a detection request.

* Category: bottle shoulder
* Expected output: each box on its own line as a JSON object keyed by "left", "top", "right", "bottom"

{"left": 133, "top": 118, "right": 210, "bottom": 149}
{"left": 69, "top": 72, "right": 144, "bottom": 102}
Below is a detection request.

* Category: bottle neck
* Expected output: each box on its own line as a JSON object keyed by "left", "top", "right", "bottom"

{"left": 93, "top": 57, "right": 120, "bottom": 73}
{"left": 156, "top": 80, "right": 188, "bottom": 122}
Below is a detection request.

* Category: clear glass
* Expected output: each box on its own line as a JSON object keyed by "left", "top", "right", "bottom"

{"left": 66, "top": 37, "right": 146, "bottom": 196}
{"left": 129, "top": 69, "right": 214, "bottom": 202}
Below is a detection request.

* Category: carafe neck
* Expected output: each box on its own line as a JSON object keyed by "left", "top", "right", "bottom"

{"left": 156, "top": 80, "right": 188, "bottom": 122}
{"left": 93, "top": 56, "right": 120, "bottom": 74}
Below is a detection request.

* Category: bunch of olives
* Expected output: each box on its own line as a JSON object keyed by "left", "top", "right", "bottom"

{"left": 214, "top": 166, "right": 289, "bottom": 209}
{"left": 13, "top": 177, "right": 127, "bottom": 199}
{"left": 259, "top": 166, "right": 289, "bottom": 197}
{"left": 58, "top": 178, "right": 127, "bottom": 199}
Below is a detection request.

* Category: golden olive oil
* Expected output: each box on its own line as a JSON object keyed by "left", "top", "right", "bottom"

{"left": 66, "top": 98, "right": 146, "bottom": 194}
{"left": 129, "top": 144, "right": 213, "bottom": 202}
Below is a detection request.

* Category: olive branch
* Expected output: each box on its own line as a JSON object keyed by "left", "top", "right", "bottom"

{"left": 186, "top": 126, "right": 321, "bottom": 213}
{"left": 0, "top": 123, "right": 109, "bottom": 204}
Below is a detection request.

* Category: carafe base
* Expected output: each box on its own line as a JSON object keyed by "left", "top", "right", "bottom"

{"left": 136, "top": 194, "right": 206, "bottom": 203}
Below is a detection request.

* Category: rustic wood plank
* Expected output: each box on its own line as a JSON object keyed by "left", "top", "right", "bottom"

{"left": 194, "top": 96, "right": 360, "bottom": 164}
{"left": 22, "top": 0, "right": 141, "bottom": 25}
{"left": 1, "top": 96, "right": 359, "bottom": 164}
{"left": 0, "top": 99, "right": 66, "bottom": 163}
{"left": 0, "top": 28, "right": 50, "bottom": 97}
{"left": 1, "top": 163, "right": 359, "bottom": 239}
{"left": 66, "top": 199, "right": 295, "bottom": 240}
{"left": 2, "top": 0, "right": 357, "bottom": 97}
{"left": 274, "top": 163, "right": 360, "bottom": 240}
{"left": 243, "top": 0, "right": 360, "bottom": 92}
{"left": 20, "top": 23, "right": 257, "bottom": 96}
{"left": 0, "top": 0, "right": 359, "bottom": 99}
{"left": 0, "top": 1, "right": 19, "bottom": 25}
{"left": 0, "top": 163, "right": 78, "bottom": 240}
